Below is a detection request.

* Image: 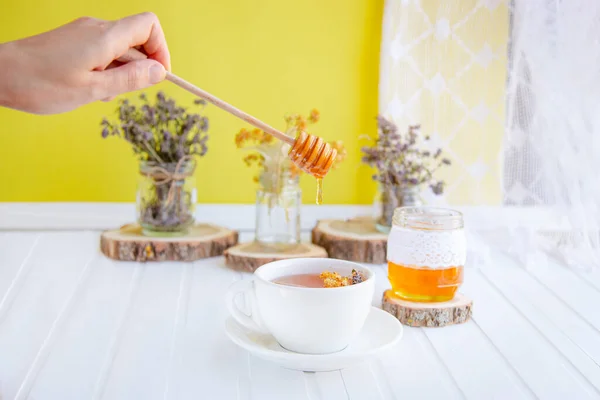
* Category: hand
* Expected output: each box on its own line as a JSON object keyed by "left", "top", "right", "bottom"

{"left": 0, "top": 12, "right": 171, "bottom": 114}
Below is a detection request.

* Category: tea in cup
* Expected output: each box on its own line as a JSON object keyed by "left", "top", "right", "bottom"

{"left": 225, "top": 258, "right": 375, "bottom": 354}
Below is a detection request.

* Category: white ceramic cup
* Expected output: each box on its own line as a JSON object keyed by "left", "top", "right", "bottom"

{"left": 225, "top": 258, "right": 375, "bottom": 354}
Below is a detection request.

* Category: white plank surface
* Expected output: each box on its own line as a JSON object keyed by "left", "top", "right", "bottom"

{"left": 29, "top": 257, "right": 143, "bottom": 400}
{"left": 0, "top": 229, "right": 599, "bottom": 400}
{"left": 166, "top": 259, "right": 240, "bottom": 400}
{"left": 0, "top": 232, "right": 97, "bottom": 399}
{"left": 463, "top": 272, "right": 599, "bottom": 399}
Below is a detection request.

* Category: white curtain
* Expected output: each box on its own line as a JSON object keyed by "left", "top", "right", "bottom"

{"left": 504, "top": 0, "right": 600, "bottom": 268}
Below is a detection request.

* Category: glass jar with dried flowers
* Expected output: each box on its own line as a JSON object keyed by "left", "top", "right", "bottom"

{"left": 235, "top": 109, "right": 346, "bottom": 250}
{"left": 361, "top": 116, "right": 451, "bottom": 233}
{"left": 101, "top": 92, "right": 209, "bottom": 236}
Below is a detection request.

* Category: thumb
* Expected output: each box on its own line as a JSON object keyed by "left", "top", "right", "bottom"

{"left": 95, "top": 59, "right": 166, "bottom": 99}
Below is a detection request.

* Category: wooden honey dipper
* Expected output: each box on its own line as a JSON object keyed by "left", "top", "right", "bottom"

{"left": 118, "top": 48, "right": 337, "bottom": 179}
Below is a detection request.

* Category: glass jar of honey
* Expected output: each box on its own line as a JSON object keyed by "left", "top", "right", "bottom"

{"left": 387, "top": 207, "right": 466, "bottom": 302}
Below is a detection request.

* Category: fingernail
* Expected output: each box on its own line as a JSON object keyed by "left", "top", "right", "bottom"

{"left": 149, "top": 64, "right": 165, "bottom": 84}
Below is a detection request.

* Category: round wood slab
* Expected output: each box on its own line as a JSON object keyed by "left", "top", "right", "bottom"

{"left": 381, "top": 290, "right": 473, "bottom": 327}
{"left": 224, "top": 241, "right": 328, "bottom": 272}
{"left": 101, "top": 223, "right": 238, "bottom": 262}
{"left": 311, "top": 217, "right": 388, "bottom": 264}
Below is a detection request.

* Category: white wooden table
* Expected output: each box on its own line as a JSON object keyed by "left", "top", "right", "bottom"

{"left": 1, "top": 205, "right": 599, "bottom": 400}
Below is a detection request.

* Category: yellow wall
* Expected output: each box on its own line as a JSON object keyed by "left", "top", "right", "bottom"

{"left": 0, "top": 0, "right": 384, "bottom": 204}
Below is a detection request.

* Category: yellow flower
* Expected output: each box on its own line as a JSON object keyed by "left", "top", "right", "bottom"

{"left": 294, "top": 115, "right": 306, "bottom": 130}
{"left": 329, "top": 140, "right": 347, "bottom": 170}
{"left": 260, "top": 133, "right": 274, "bottom": 144}
{"left": 234, "top": 128, "right": 248, "bottom": 147}
{"left": 236, "top": 127, "right": 275, "bottom": 148}
{"left": 284, "top": 114, "right": 295, "bottom": 125}
{"left": 296, "top": 122, "right": 307, "bottom": 132}
{"left": 290, "top": 163, "right": 302, "bottom": 177}
{"left": 308, "top": 109, "right": 320, "bottom": 123}
{"left": 250, "top": 128, "right": 262, "bottom": 139}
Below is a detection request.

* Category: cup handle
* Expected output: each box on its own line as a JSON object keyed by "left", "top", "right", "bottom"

{"left": 225, "top": 280, "right": 268, "bottom": 333}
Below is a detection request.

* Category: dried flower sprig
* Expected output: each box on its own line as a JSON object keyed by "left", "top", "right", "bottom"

{"left": 361, "top": 115, "right": 450, "bottom": 195}
{"left": 234, "top": 109, "right": 345, "bottom": 186}
{"left": 101, "top": 92, "right": 209, "bottom": 163}
{"left": 319, "top": 269, "right": 366, "bottom": 288}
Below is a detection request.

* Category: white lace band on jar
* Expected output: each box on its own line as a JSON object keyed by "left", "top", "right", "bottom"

{"left": 387, "top": 226, "right": 467, "bottom": 269}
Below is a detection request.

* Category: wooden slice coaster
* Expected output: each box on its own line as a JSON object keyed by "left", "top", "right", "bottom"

{"left": 101, "top": 223, "right": 239, "bottom": 262}
{"left": 311, "top": 217, "right": 388, "bottom": 264}
{"left": 224, "top": 242, "right": 328, "bottom": 272}
{"left": 381, "top": 290, "right": 472, "bottom": 327}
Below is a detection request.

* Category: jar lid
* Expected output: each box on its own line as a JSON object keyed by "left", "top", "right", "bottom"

{"left": 392, "top": 206, "right": 464, "bottom": 230}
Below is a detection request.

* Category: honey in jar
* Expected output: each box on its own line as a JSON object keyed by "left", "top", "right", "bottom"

{"left": 387, "top": 207, "right": 466, "bottom": 302}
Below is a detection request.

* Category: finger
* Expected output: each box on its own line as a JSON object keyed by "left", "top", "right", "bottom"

{"left": 92, "top": 59, "right": 166, "bottom": 100}
{"left": 94, "top": 60, "right": 122, "bottom": 72}
{"left": 104, "top": 60, "right": 123, "bottom": 70}
{"left": 109, "top": 12, "right": 171, "bottom": 71}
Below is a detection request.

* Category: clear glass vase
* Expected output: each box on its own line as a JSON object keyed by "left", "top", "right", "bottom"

{"left": 255, "top": 170, "right": 301, "bottom": 250}
{"left": 137, "top": 160, "right": 197, "bottom": 237}
{"left": 374, "top": 184, "right": 422, "bottom": 233}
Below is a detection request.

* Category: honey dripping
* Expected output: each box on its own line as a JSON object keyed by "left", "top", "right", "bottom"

{"left": 316, "top": 178, "right": 323, "bottom": 205}
{"left": 288, "top": 131, "right": 337, "bottom": 205}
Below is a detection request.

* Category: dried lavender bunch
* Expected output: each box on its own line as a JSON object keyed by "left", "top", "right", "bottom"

{"left": 361, "top": 115, "right": 451, "bottom": 195}
{"left": 100, "top": 92, "right": 209, "bottom": 163}
{"left": 100, "top": 92, "right": 209, "bottom": 234}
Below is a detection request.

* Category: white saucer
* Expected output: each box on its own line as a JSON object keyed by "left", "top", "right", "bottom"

{"left": 225, "top": 306, "right": 403, "bottom": 372}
